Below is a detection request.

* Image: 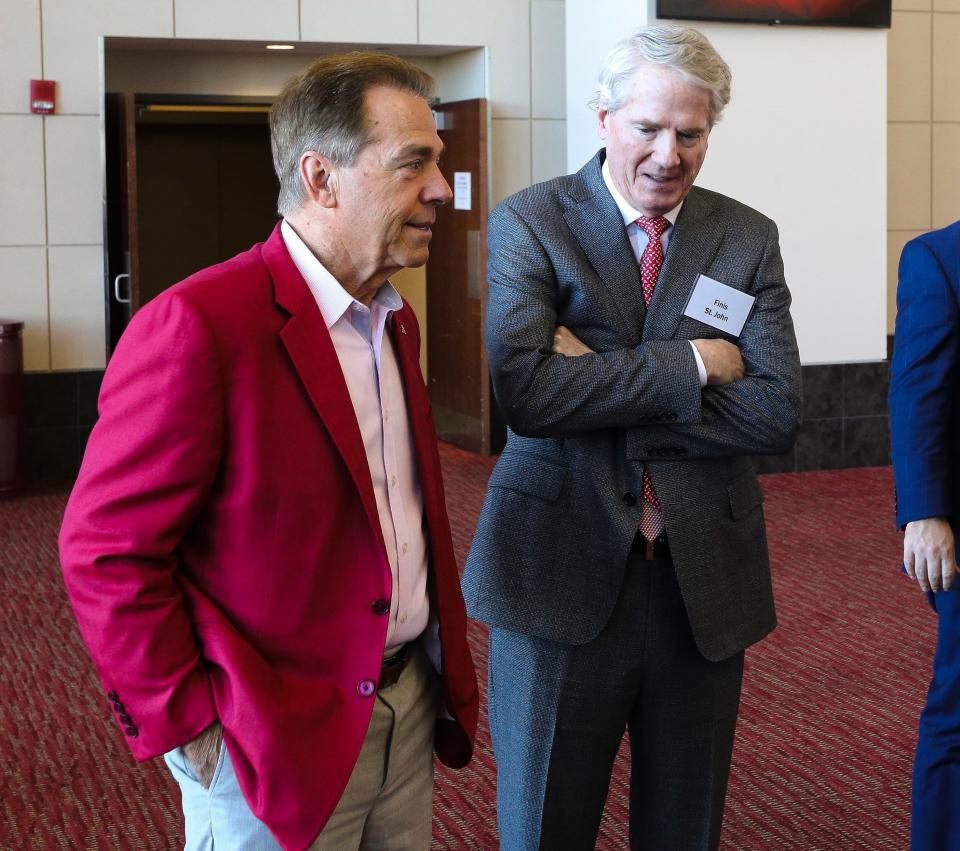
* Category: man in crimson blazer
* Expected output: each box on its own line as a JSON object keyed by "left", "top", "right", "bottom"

{"left": 59, "top": 54, "right": 477, "bottom": 851}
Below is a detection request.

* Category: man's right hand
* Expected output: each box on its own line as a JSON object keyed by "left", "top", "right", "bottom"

{"left": 182, "top": 721, "right": 223, "bottom": 789}
{"left": 691, "top": 338, "right": 744, "bottom": 385}
{"left": 904, "top": 517, "right": 957, "bottom": 593}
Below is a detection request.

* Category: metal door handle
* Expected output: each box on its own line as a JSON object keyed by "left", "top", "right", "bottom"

{"left": 113, "top": 273, "right": 131, "bottom": 304}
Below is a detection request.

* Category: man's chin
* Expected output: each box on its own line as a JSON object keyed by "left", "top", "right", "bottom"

{"left": 397, "top": 249, "right": 430, "bottom": 270}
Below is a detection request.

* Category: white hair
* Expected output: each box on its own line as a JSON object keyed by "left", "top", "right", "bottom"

{"left": 589, "top": 24, "right": 732, "bottom": 125}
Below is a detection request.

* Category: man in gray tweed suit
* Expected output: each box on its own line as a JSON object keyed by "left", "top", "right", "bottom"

{"left": 463, "top": 24, "right": 801, "bottom": 850}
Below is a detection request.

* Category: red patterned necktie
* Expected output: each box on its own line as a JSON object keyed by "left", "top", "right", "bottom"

{"left": 636, "top": 215, "right": 669, "bottom": 542}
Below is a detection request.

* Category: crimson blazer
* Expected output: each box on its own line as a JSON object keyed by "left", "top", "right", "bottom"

{"left": 59, "top": 223, "right": 478, "bottom": 851}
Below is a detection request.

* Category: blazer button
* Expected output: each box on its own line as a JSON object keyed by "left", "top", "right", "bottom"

{"left": 357, "top": 679, "right": 376, "bottom": 698}
{"left": 371, "top": 598, "right": 390, "bottom": 616}
{"left": 623, "top": 492, "right": 637, "bottom": 506}
{"left": 125, "top": 725, "right": 139, "bottom": 738}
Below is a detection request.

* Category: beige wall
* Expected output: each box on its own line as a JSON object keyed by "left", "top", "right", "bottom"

{"left": 888, "top": 0, "right": 960, "bottom": 333}
{"left": 0, "top": 0, "right": 567, "bottom": 372}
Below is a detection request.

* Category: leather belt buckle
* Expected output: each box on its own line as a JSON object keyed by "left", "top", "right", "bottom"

{"left": 378, "top": 643, "right": 410, "bottom": 691}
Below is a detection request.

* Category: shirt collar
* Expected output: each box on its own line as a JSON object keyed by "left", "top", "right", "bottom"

{"left": 280, "top": 219, "right": 402, "bottom": 329}
{"left": 601, "top": 159, "right": 683, "bottom": 229}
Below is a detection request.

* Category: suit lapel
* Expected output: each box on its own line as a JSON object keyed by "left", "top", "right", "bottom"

{"left": 643, "top": 187, "right": 723, "bottom": 342}
{"left": 261, "top": 225, "right": 382, "bottom": 544}
{"left": 564, "top": 156, "right": 646, "bottom": 341}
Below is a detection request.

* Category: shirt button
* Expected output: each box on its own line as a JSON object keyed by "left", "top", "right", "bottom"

{"left": 371, "top": 598, "right": 390, "bottom": 616}
{"left": 107, "top": 691, "right": 119, "bottom": 702}
{"left": 119, "top": 713, "right": 133, "bottom": 725}
{"left": 401, "top": 543, "right": 408, "bottom": 555}
{"left": 390, "top": 475, "right": 397, "bottom": 488}
{"left": 400, "top": 613, "right": 407, "bottom": 624}
{"left": 125, "top": 725, "right": 139, "bottom": 738}
{"left": 384, "top": 410, "right": 390, "bottom": 422}
{"left": 357, "top": 680, "right": 376, "bottom": 698}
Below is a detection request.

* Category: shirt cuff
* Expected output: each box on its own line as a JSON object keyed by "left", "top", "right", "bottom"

{"left": 689, "top": 340, "right": 708, "bottom": 387}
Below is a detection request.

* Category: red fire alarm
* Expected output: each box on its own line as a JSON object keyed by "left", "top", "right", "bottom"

{"left": 30, "top": 80, "right": 56, "bottom": 114}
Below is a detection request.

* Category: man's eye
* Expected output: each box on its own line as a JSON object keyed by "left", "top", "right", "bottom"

{"left": 679, "top": 133, "right": 701, "bottom": 144}
{"left": 405, "top": 160, "right": 424, "bottom": 171}
{"left": 637, "top": 127, "right": 656, "bottom": 136}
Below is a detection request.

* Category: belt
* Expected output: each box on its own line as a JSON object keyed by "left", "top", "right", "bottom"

{"left": 379, "top": 643, "right": 411, "bottom": 691}
{"left": 630, "top": 530, "right": 671, "bottom": 561}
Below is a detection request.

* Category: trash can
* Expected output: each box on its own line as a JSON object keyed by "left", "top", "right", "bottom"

{"left": 0, "top": 320, "right": 25, "bottom": 496}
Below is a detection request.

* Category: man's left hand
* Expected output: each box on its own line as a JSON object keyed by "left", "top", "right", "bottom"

{"left": 904, "top": 517, "right": 957, "bottom": 593}
{"left": 553, "top": 326, "right": 594, "bottom": 357}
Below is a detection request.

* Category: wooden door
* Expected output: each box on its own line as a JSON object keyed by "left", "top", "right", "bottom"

{"left": 427, "top": 97, "right": 503, "bottom": 453}
{"left": 103, "top": 96, "right": 276, "bottom": 355}
{"left": 102, "top": 93, "right": 137, "bottom": 356}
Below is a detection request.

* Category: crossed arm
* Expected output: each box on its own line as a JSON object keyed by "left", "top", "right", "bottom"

{"left": 488, "top": 201, "right": 801, "bottom": 458}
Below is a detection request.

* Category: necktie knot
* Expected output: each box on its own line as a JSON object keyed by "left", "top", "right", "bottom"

{"left": 636, "top": 215, "right": 668, "bottom": 240}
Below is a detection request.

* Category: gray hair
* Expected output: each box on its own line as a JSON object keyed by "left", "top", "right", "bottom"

{"left": 270, "top": 52, "right": 434, "bottom": 216}
{"left": 588, "top": 24, "right": 732, "bottom": 125}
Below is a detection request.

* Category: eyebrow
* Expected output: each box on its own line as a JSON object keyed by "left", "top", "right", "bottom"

{"left": 394, "top": 143, "right": 445, "bottom": 161}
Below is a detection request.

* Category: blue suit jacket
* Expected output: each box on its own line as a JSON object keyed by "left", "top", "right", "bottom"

{"left": 890, "top": 221, "right": 960, "bottom": 530}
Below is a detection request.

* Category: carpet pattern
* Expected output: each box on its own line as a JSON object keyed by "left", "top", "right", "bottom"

{"left": 0, "top": 452, "right": 934, "bottom": 850}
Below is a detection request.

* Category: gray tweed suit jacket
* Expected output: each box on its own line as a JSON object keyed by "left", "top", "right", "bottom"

{"left": 462, "top": 150, "right": 802, "bottom": 662}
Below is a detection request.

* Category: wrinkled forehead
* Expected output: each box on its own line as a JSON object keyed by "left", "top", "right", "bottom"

{"left": 614, "top": 65, "right": 712, "bottom": 123}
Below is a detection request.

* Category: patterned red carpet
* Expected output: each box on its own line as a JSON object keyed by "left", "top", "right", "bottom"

{"left": 0, "top": 448, "right": 932, "bottom": 850}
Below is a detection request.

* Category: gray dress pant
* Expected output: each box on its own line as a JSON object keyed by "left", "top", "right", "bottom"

{"left": 488, "top": 550, "right": 745, "bottom": 851}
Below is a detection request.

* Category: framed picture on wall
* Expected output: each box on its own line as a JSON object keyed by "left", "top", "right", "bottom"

{"left": 656, "top": 1, "right": 891, "bottom": 28}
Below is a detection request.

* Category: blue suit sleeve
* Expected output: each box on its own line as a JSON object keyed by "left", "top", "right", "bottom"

{"left": 889, "top": 237, "right": 960, "bottom": 528}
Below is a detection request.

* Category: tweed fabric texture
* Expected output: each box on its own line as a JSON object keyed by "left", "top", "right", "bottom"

{"left": 462, "top": 150, "right": 802, "bottom": 661}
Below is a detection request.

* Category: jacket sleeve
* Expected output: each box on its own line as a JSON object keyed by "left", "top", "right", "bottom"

{"left": 59, "top": 292, "right": 223, "bottom": 761}
{"left": 630, "top": 219, "right": 801, "bottom": 458}
{"left": 486, "top": 200, "right": 703, "bottom": 437}
{"left": 889, "top": 237, "right": 960, "bottom": 528}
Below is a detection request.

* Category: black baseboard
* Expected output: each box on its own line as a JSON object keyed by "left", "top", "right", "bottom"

{"left": 20, "top": 351, "right": 894, "bottom": 482}
{"left": 752, "top": 345, "right": 892, "bottom": 474}
{"left": 23, "top": 370, "right": 103, "bottom": 483}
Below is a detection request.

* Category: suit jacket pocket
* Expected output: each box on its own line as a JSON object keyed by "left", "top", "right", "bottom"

{"left": 489, "top": 453, "right": 567, "bottom": 502}
{"left": 727, "top": 470, "right": 765, "bottom": 519}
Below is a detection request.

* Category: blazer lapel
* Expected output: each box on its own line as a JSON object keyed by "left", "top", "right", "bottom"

{"left": 261, "top": 225, "right": 382, "bottom": 545}
{"left": 564, "top": 155, "right": 646, "bottom": 341}
{"left": 643, "top": 187, "right": 723, "bottom": 342}
{"left": 388, "top": 308, "right": 443, "bottom": 513}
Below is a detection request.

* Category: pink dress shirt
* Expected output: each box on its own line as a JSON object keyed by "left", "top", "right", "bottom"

{"left": 281, "top": 220, "right": 430, "bottom": 648}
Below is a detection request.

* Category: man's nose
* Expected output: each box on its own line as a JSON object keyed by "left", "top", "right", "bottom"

{"left": 652, "top": 132, "right": 680, "bottom": 169}
{"left": 424, "top": 164, "right": 453, "bottom": 206}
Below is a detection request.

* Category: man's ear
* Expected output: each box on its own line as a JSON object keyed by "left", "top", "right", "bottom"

{"left": 597, "top": 106, "right": 610, "bottom": 141}
{"left": 299, "top": 151, "right": 338, "bottom": 209}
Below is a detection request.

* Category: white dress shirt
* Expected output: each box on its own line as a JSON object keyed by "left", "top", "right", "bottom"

{"left": 280, "top": 220, "right": 430, "bottom": 649}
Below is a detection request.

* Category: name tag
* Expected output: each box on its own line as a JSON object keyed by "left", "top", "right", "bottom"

{"left": 683, "top": 274, "right": 755, "bottom": 337}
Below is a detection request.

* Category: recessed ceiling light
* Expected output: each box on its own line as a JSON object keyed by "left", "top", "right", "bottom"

{"left": 266, "top": 44, "right": 295, "bottom": 50}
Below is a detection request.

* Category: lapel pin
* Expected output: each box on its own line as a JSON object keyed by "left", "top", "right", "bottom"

{"left": 399, "top": 323, "right": 407, "bottom": 335}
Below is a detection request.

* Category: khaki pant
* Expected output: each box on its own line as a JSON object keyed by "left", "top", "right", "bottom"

{"left": 311, "top": 643, "right": 440, "bottom": 850}
{"left": 166, "top": 642, "right": 440, "bottom": 851}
